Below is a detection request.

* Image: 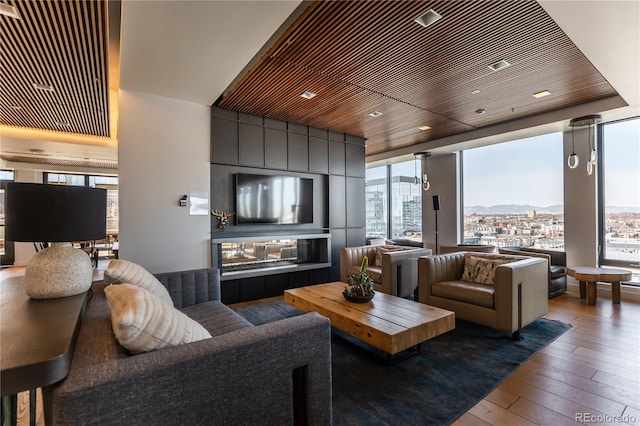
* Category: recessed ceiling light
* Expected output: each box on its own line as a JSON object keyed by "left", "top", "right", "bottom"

{"left": 488, "top": 60, "right": 510, "bottom": 72}
{"left": 56, "top": 121, "right": 71, "bottom": 127}
{"left": 471, "top": 89, "right": 481, "bottom": 95}
{"left": 9, "top": 105, "right": 22, "bottom": 111}
{"left": 0, "top": 3, "right": 20, "bottom": 19}
{"left": 419, "top": 125, "right": 431, "bottom": 131}
{"left": 300, "top": 91, "right": 316, "bottom": 99}
{"left": 532, "top": 90, "right": 551, "bottom": 99}
{"left": 475, "top": 108, "right": 486, "bottom": 115}
{"left": 414, "top": 9, "right": 442, "bottom": 28}
{"left": 33, "top": 82, "right": 54, "bottom": 92}
{"left": 29, "top": 148, "right": 46, "bottom": 154}
{"left": 368, "top": 111, "right": 383, "bottom": 118}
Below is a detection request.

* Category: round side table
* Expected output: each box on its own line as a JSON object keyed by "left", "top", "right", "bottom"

{"left": 567, "top": 266, "right": 632, "bottom": 305}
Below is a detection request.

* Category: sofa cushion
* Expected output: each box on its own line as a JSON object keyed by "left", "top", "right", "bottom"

{"left": 432, "top": 281, "right": 495, "bottom": 308}
{"left": 104, "top": 259, "right": 174, "bottom": 306}
{"left": 181, "top": 300, "right": 254, "bottom": 337}
{"left": 550, "top": 265, "right": 567, "bottom": 279}
{"left": 460, "top": 255, "right": 513, "bottom": 285}
{"left": 104, "top": 284, "right": 211, "bottom": 354}
{"left": 347, "top": 265, "right": 382, "bottom": 283}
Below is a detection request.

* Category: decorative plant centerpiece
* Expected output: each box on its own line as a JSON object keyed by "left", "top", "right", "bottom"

{"left": 343, "top": 256, "right": 375, "bottom": 303}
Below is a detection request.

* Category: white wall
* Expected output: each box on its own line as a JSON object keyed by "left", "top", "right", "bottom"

{"left": 422, "top": 154, "right": 458, "bottom": 253}
{"left": 118, "top": 90, "right": 211, "bottom": 273}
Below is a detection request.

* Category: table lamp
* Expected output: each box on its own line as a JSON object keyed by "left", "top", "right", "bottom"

{"left": 5, "top": 182, "right": 107, "bottom": 299}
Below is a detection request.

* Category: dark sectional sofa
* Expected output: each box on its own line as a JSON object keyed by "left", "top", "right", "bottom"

{"left": 50, "top": 268, "right": 332, "bottom": 425}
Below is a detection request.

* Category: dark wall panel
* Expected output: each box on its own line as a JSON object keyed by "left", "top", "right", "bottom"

{"left": 346, "top": 143, "right": 365, "bottom": 177}
{"left": 211, "top": 118, "right": 238, "bottom": 164}
{"left": 211, "top": 106, "right": 366, "bottom": 300}
{"left": 239, "top": 276, "right": 266, "bottom": 301}
{"left": 347, "top": 228, "right": 366, "bottom": 247}
{"left": 330, "top": 228, "right": 346, "bottom": 281}
{"left": 239, "top": 123, "right": 264, "bottom": 167}
{"left": 329, "top": 140, "right": 345, "bottom": 175}
{"left": 329, "top": 175, "right": 346, "bottom": 228}
{"left": 346, "top": 177, "right": 365, "bottom": 227}
{"left": 288, "top": 132, "right": 309, "bottom": 171}
{"left": 266, "top": 273, "right": 289, "bottom": 297}
{"left": 309, "top": 136, "right": 328, "bottom": 174}
{"left": 265, "top": 128, "right": 288, "bottom": 170}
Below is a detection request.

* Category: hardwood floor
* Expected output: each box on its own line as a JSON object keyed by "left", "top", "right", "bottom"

{"left": 455, "top": 291, "right": 640, "bottom": 426}
{"left": 11, "top": 289, "right": 640, "bottom": 425}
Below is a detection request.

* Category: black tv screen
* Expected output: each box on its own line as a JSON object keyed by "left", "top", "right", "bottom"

{"left": 236, "top": 173, "right": 313, "bottom": 224}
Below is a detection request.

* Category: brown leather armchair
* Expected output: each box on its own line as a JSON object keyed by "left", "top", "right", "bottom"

{"left": 418, "top": 252, "right": 548, "bottom": 339}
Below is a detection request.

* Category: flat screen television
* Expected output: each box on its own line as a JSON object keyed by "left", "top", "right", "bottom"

{"left": 235, "top": 173, "right": 313, "bottom": 224}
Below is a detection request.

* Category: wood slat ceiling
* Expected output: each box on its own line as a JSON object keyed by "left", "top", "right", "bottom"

{"left": 218, "top": 0, "right": 619, "bottom": 156}
{"left": 0, "top": 0, "right": 110, "bottom": 138}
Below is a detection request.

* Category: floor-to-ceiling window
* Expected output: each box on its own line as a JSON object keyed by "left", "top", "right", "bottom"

{"left": 366, "top": 160, "right": 422, "bottom": 242}
{"left": 599, "top": 117, "right": 640, "bottom": 268}
{"left": 365, "top": 166, "right": 388, "bottom": 239}
{"left": 462, "top": 133, "right": 564, "bottom": 249}
{"left": 390, "top": 161, "right": 422, "bottom": 240}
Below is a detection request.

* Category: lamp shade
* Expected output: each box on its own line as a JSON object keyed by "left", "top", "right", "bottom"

{"left": 5, "top": 182, "right": 107, "bottom": 243}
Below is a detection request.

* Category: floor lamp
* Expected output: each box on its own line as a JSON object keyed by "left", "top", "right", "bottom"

{"left": 433, "top": 195, "right": 440, "bottom": 254}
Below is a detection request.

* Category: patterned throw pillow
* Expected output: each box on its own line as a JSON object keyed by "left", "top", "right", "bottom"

{"left": 460, "top": 256, "right": 513, "bottom": 285}
{"left": 105, "top": 284, "right": 211, "bottom": 354}
{"left": 104, "top": 259, "right": 174, "bottom": 306}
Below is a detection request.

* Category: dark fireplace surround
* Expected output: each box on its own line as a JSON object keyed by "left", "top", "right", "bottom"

{"left": 210, "top": 106, "right": 366, "bottom": 302}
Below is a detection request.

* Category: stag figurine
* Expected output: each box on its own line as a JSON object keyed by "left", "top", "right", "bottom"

{"left": 212, "top": 209, "right": 235, "bottom": 229}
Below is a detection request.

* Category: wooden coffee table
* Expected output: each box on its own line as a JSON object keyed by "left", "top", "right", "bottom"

{"left": 284, "top": 282, "right": 454, "bottom": 358}
{"left": 567, "top": 266, "right": 632, "bottom": 305}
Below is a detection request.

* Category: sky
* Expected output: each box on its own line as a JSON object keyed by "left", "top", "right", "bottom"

{"left": 464, "top": 118, "right": 639, "bottom": 208}
{"left": 463, "top": 133, "right": 563, "bottom": 207}
{"left": 368, "top": 118, "right": 639, "bottom": 209}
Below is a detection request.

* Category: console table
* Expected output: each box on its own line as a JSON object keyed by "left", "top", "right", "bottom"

{"left": 1, "top": 276, "right": 87, "bottom": 425}
{"left": 567, "top": 266, "right": 632, "bottom": 305}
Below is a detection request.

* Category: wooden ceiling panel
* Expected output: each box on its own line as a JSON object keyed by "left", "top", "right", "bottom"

{"left": 0, "top": 0, "right": 110, "bottom": 137}
{"left": 218, "top": 0, "right": 619, "bottom": 155}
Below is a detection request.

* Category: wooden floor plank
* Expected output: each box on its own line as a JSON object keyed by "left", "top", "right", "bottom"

{"left": 507, "top": 360, "right": 628, "bottom": 416}
{"left": 484, "top": 387, "right": 519, "bottom": 409}
{"left": 508, "top": 397, "right": 579, "bottom": 426}
{"left": 528, "top": 352, "right": 598, "bottom": 380}
{"left": 467, "top": 400, "right": 537, "bottom": 426}
{"left": 517, "top": 361, "right": 640, "bottom": 409}
{"left": 499, "top": 376, "right": 609, "bottom": 420}
{"left": 452, "top": 412, "right": 492, "bottom": 426}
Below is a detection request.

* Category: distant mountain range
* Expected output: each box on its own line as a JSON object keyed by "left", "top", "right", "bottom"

{"left": 464, "top": 205, "right": 640, "bottom": 215}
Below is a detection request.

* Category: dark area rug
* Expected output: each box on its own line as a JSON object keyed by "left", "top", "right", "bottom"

{"left": 233, "top": 300, "right": 571, "bottom": 425}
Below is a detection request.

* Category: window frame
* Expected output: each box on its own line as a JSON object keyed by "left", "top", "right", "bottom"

{"left": 597, "top": 116, "right": 640, "bottom": 269}
{"left": 366, "top": 160, "right": 423, "bottom": 241}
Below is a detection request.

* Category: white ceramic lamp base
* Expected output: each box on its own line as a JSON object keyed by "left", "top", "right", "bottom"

{"left": 24, "top": 244, "right": 93, "bottom": 299}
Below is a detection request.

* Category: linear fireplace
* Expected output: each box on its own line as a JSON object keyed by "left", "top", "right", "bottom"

{"left": 211, "top": 234, "right": 331, "bottom": 280}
